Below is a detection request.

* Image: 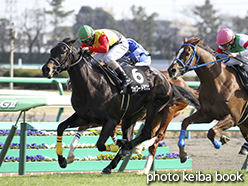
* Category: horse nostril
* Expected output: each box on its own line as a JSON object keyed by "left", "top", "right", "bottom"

{"left": 168, "top": 68, "right": 176, "bottom": 78}
{"left": 42, "top": 66, "right": 50, "bottom": 76}
{"left": 171, "top": 69, "right": 176, "bottom": 73}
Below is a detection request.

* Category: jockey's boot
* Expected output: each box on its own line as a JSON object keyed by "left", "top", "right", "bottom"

{"left": 118, "top": 69, "right": 133, "bottom": 89}
{"left": 107, "top": 60, "right": 133, "bottom": 91}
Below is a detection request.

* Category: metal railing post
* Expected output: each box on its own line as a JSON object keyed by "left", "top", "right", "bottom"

{"left": 19, "top": 110, "right": 27, "bottom": 175}
{"left": 0, "top": 111, "right": 23, "bottom": 167}
{"left": 118, "top": 123, "right": 144, "bottom": 172}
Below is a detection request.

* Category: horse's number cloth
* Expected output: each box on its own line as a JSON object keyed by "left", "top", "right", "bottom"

{"left": 123, "top": 66, "right": 150, "bottom": 93}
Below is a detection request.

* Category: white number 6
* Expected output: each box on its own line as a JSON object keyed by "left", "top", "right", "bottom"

{"left": 131, "top": 69, "right": 144, "bottom": 84}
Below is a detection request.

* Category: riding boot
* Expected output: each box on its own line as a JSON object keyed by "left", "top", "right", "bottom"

{"left": 116, "top": 68, "right": 133, "bottom": 89}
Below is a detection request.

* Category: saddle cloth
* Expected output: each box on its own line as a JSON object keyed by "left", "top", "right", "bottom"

{"left": 121, "top": 63, "right": 150, "bottom": 94}
{"left": 100, "top": 62, "right": 151, "bottom": 94}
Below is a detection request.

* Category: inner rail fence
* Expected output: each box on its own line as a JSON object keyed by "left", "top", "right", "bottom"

{"left": 0, "top": 77, "right": 243, "bottom": 174}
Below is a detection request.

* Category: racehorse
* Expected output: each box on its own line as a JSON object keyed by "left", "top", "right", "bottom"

{"left": 101, "top": 73, "right": 199, "bottom": 174}
{"left": 167, "top": 37, "right": 248, "bottom": 163}
{"left": 136, "top": 70, "right": 199, "bottom": 174}
{"left": 66, "top": 70, "right": 199, "bottom": 174}
{"left": 42, "top": 38, "right": 198, "bottom": 170}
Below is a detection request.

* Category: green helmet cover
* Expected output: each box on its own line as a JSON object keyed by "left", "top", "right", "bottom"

{"left": 78, "top": 25, "right": 94, "bottom": 41}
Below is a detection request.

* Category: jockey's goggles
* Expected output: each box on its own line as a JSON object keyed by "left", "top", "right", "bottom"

{"left": 81, "top": 38, "right": 91, "bottom": 44}
{"left": 220, "top": 41, "right": 232, "bottom": 48}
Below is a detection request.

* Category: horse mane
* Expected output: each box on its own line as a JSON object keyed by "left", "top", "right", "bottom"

{"left": 186, "top": 37, "right": 217, "bottom": 58}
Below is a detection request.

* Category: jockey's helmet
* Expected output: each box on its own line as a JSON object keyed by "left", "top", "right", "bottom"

{"left": 216, "top": 28, "right": 235, "bottom": 45}
{"left": 78, "top": 25, "right": 94, "bottom": 42}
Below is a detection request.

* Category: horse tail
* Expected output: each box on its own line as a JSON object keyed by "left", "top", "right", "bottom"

{"left": 170, "top": 83, "right": 200, "bottom": 110}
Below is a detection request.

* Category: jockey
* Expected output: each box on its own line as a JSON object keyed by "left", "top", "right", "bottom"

{"left": 216, "top": 28, "right": 248, "bottom": 71}
{"left": 78, "top": 25, "right": 133, "bottom": 90}
{"left": 122, "top": 38, "right": 151, "bottom": 66}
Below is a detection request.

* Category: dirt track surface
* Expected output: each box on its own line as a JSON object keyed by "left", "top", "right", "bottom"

{"left": 163, "top": 135, "right": 247, "bottom": 171}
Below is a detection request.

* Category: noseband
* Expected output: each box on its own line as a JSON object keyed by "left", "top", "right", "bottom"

{"left": 49, "top": 42, "right": 82, "bottom": 74}
{"left": 173, "top": 43, "right": 200, "bottom": 75}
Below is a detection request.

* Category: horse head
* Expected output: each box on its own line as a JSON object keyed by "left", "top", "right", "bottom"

{"left": 168, "top": 37, "right": 202, "bottom": 79}
{"left": 42, "top": 38, "right": 79, "bottom": 78}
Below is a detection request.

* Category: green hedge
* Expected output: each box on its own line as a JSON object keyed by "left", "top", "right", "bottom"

{"left": 1, "top": 69, "right": 69, "bottom": 90}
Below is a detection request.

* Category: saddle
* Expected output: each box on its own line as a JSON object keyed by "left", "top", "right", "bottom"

{"left": 95, "top": 62, "right": 150, "bottom": 119}
{"left": 97, "top": 62, "right": 150, "bottom": 94}
{"left": 231, "top": 65, "right": 248, "bottom": 91}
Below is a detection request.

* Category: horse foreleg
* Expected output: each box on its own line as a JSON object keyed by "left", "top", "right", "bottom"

{"left": 67, "top": 128, "right": 83, "bottom": 164}
{"left": 102, "top": 121, "right": 136, "bottom": 174}
{"left": 178, "top": 109, "right": 213, "bottom": 163}
{"left": 56, "top": 122, "right": 69, "bottom": 168}
{"left": 207, "top": 114, "right": 234, "bottom": 149}
{"left": 96, "top": 119, "right": 119, "bottom": 152}
{"left": 57, "top": 113, "right": 84, "bottom": 168}
{"left": 101, "top": 150, "right": 123, "bottom": 174}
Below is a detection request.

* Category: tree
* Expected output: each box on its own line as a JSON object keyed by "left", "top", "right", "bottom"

{"left": 191, "top": 0, "right": 220, "bottom": 47}
{"left": 45, "top": 0, "right": 74, "bottom": 43}
{"left": 231, "top": 13, "right": 248, "bottom": 34}
{"left": 118, "top": 6, "right": 158, "bottom": 52}
{"left": 0, "top": 19, "right": 11, "bottom": 52}
{"left": 72, "top": 6, "right": 116, "bottom": 36}
{"left": 20, "top": 9, "right": 45, "bottom": 53}
{"left": 154, "top": 20, "right": 179, "bottom": 60}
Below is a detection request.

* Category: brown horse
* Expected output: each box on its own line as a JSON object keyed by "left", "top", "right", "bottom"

{"left": 66, "top": 70, "right": 199, "bottom": 175}
{"left": 167, "top": 37, "right": 248, "bottom": 163}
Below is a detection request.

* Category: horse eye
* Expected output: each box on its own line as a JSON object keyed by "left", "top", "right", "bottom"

{"left": 185, "top": 52, "right": 190, "bottom": 56}
{"left": 60, "top": 47, "right": 67, "bottom": 54}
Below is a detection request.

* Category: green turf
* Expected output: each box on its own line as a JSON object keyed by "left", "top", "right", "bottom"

{"left": 0, "top": 170, "right": 247, "bottom": 186}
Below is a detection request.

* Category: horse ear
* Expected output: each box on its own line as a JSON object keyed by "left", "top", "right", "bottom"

{"left": 72, "top": 39, "right": 77, "bottom": 45}
{"left": 184, "top": 37, "right": 188, "bottom": 42}
{"left": 194, "top": 38, "right": 202, "bottom": 46}
{"left": 67, "top": 39, "right": 77, "bottom": 46}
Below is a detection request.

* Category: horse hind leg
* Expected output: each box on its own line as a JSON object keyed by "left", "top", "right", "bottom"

{"left": 137, "top": 144, "right": 158, "bottom": 175}
{"left": 238, "top": 123, "right": 248, "bottom": 155}
{"left": 207, "top": 115, "right": 234, "bottom": 149}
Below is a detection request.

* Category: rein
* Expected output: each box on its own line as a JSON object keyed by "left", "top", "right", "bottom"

{"left": 49, "top": 41, "right": 82, "bottom": 74}
{"left": 173, "top": 43, "right": 230, "bottom": 75}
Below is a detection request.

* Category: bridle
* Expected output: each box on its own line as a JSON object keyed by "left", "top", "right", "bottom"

{"left": 173, "top": 43, "right": 229, "bottom": 75}
{"left": 172, "top": 43, "right": 200, "bottom": 75}
{"left": 49, "top": 41, "right": 82, "bottom": 74}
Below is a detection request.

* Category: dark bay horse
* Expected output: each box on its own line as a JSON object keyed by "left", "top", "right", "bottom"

{"left": 66, "top": 70, "right": 199, "bottom": 174}
{"left": 42, "top": 38, "right": 197, "bottom": 170}
{"left": 167, "top": 37, "right": 248, "bottom": 163}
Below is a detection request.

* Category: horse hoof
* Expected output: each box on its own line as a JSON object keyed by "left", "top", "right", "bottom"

{"left": 220, "top": 135, "right": 230, "bottom": 145}
{"left": 121, "top": 149, "right": 130, "bottom": 156}
{"left": 58, "top": 157, "right": 67, "bottom": 168}
{"left": 67, "top": 155, "right": 75, "bottom": 164}
{"left": 239, "top": 148, "right": 248, "bottom": 155}
{"left": 180, "top": 155, "right": 188, "bottom": 163}
{"left": 117, "top": 139, "right": 127, "bottom": 147}
{"left": 137, "top": 170, "right": 146, "bottom": 175}
{"left": 101, "top": 167, "right": 111, "bottom": 174}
